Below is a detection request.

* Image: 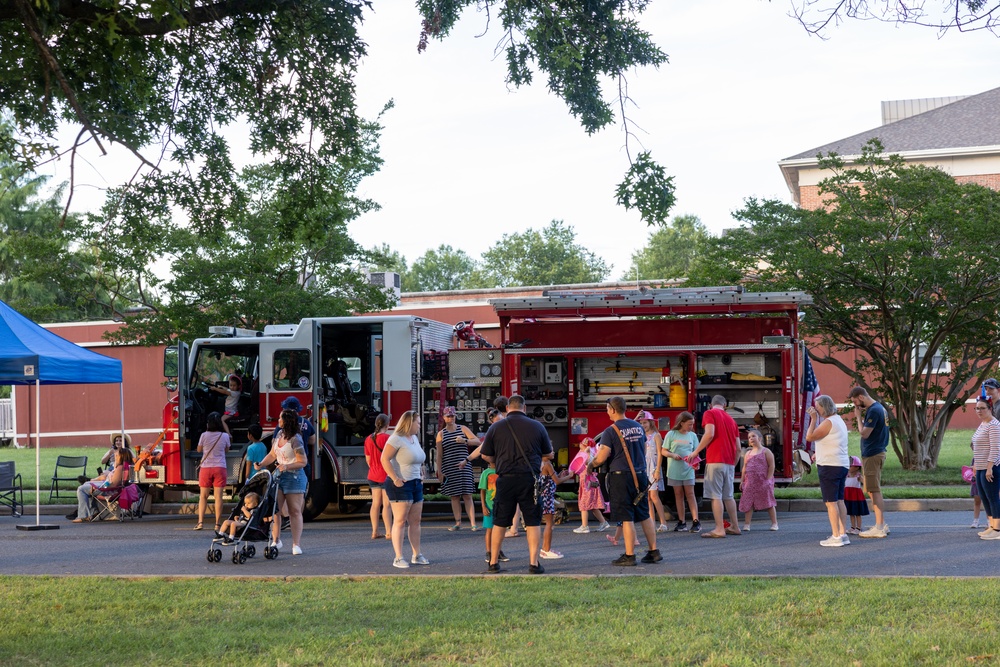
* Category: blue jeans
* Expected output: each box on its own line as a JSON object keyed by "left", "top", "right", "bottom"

{"left": 976, "top": 466, "right": 1000, "bottom": 518}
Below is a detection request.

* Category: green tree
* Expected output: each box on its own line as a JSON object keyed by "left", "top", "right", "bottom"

{"left": 1, "top": 1, "right": 675, "bottom": 230}
{"left": 621, "top": 214, "right": 709, "bottom": 281}
{"left": 96, "top": 151, "right": 392, "bottom": 345}
{"left": 405, "top": 245, "right": 477, "bottom": 292}
{"left": 470, "top": 220, "right": 609, "bottom": 288}
{"left": 368, "top": 244, "right": 409, "bottom": 278}
{"left": 0, "top": 148, "right": 102, "bottom": 322}
{"left": 690, "top": 141, "right": 1000, "bottom": 470}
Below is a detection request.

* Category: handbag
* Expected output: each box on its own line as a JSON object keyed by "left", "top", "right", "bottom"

{"left": 196, "top": 433, "right": 223, "bottom": 472}
{"left": 504, "top": 420, "right": 545, "bottom": 505}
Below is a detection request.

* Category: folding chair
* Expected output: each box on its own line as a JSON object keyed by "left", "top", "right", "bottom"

{"left": 49, "top": 455, "right": 88, "bottom": 501}
{"left": 0, "top": 461, "right": 23, "bottom": 517}
{"left": 90, "top": 479, "right": 142, "bottom": 522}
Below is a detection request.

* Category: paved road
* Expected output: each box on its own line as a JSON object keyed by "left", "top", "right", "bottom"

{"left": 1, "top": 509, "right": 997, "bottom": 577}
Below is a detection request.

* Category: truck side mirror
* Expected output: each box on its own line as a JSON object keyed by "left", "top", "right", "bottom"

{"left": 163, "top": 346, "right": 178, "bottom": 378}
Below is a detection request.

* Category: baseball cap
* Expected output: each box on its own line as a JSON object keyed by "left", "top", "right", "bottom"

{"left": 634, "top": 410, "right": 654, "bottom": 422}
{"left": 280, "top": 396, "right": 303, "bottom": 412}
{"left": 850, "top": 456, "right": 861, "bottom": 468}
{"left": 442, "top": 406, "right": 457, "bottom": 416}
{"left": 984, "top": 379, "right": 1000, "bottom": 390}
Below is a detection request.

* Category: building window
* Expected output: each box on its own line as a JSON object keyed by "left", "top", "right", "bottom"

{"left": 913, "top": 343, "right": 950, "bottom": 374}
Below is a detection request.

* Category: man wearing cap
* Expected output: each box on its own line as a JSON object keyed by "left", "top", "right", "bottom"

{"left": 849, "top": 386, "right": 890, "bottom": 538}
{"left": 686, "top": 395, "right": 742, "bottom": 538}
{"left": 479, "top": 394, "right": 553, "bottom": 574}
{"left": 983, "top": 379, "right": 1000, "bottom": 421}
{"left": 587, "top": 396, "right": 662, "bottom": 566}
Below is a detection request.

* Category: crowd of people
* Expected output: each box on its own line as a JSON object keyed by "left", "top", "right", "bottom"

{"left": 66, "top": 381, "right": 1000, "bottom": 570}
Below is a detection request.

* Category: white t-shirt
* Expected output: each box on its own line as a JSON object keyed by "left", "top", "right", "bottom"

{"left": 386, "top": 433, "right": 426, "bottom": 482}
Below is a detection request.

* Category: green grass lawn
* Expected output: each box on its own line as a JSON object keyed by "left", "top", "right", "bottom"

{"left": 0, "top": 576, "right": 995, "bottom": 666}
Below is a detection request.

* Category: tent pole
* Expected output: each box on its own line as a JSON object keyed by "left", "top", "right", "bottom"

{"left": 120, "top": 383, "right": 126, "bottom": 448}
{"left": 35, "top": 379, "right": 40, "bottom": 524}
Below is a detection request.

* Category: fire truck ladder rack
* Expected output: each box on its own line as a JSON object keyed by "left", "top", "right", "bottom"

{"left": 491, "top": 287, "right": 813, "bottom": 317}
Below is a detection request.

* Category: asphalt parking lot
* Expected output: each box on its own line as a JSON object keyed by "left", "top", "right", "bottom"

{"left": 1, "top": 508, "right": 997, "bottom": 577}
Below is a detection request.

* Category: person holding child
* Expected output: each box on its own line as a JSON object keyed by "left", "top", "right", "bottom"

{"left": 738, "top": 429, "right": 778, "bottom": 531}
{"left": 844, "top": 456, "right": 869, "bottom": 534}
{"left": 663, "top": 412, "right": 701, "bottom": 533}
{"left": 219, "top": 492, "right": 259, "bottom": 543}
{"left": 573, "top": 437, "right": 610, "bottom": 534}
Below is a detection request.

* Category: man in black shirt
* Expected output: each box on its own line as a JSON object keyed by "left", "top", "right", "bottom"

{"left": 588, "top": 396, "right": 662, "bottom": 566}
{"left": 480, "top": 394, "right": 553, "bottom": 574}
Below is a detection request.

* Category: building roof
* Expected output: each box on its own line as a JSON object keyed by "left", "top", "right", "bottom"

{"left": 782, "top": 85, "right": 1000, "bottom": 161}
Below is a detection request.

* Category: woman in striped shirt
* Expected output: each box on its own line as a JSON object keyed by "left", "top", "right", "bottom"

{"left": 972, "top": 399, "right": 1000, "bottom": 540}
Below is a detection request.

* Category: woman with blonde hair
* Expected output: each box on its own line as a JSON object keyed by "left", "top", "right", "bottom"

{"left": 381, "top": 410, "right": 428, "bottom": 569}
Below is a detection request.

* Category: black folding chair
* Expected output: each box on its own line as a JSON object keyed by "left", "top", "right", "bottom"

{"left": 0, "top": 461, "right": 24, "bottom": 517}
{"left": 49, "top": 455, "right": 88, "bottom": 501}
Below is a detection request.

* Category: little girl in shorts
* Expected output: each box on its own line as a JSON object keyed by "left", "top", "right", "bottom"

{"left": 843, "top": 456, "right": 869, "bottom": 534}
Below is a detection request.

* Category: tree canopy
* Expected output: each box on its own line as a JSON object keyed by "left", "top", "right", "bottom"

{"left": 690, "top": 141, "right": 1000, "bottom": 470}
{"left": 404, "top": 244, "right": 477, "bottom": 292}
{"left": 791, "top": 0, "right": 1000, "bottom": 35}
{"left": 621, "top": 214, "right": 708, "bottom": 281}
{"left": 1, "top": 0, "right": 675, "bottom": 232}
{"left": 469, "top": 219, "right": 609, "bottom": 288}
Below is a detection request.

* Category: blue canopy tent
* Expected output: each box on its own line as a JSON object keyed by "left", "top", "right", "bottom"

{"left": 0, "top": 300, "right": 123, "bottom": 529}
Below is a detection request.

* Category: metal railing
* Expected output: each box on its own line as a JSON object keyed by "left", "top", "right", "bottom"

{"left": 0, "top": 398, "right": 12, "bottom": 438}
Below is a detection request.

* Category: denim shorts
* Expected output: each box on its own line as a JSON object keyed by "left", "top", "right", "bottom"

{"left": 385, "top": 478, "right": 424, "bottom": 503}
{"left": 276, "top": 468, "right": 308, "bottom": 495}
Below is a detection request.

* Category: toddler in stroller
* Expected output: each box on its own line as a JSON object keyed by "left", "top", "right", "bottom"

{"left": 206, "top": 469, "right": 280, "bottom": 565}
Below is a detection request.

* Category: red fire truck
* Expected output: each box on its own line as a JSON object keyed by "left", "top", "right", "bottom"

{"left": 157, "top": 287, "right": 811, "bottom": 519}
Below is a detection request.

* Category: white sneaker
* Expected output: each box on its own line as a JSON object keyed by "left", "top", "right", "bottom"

{"left": 859, "top": 526, "right": 886, "bottom": 538}
{"left": 270, "top": 540, "right": 283, "bottom": 550}
{"left": 411, "top": 554, "right": 430, "bottom": 565}
{"left": 573, "top": 526, "right": 591, "bottom": 534}
{"left": 291, "top": 544, "right": 302, "bottom": 555}
{"left": 770, "top": 524, "right": 779, "bottom": 531}
{"left": 392, "top": 557, "right": 410, "bottom": 569}
{"left": 596, "top": 522, "right": 610, "bottom": 532}
{"left": 820, "top": 535, "right": 846, "bottom": 547}
{"left": 971, "top": 520, "right": 982, "bottom": 529}
{"left": 656, "top": 524, "right": 668, "bottom": 533}
{"left": 840, "top": 534, "right": 850, "bottom": 545}
{"left": 979, "top": 528, "right": 996, "bottom": 538}
{"left": 742, "top": 524, "right": 751, "bottom": 532}
{"left": 539, "top": 549, "right": 564, "bottom": 559}
{"left": 981, "top": 530, "right": 1000, "bottom": 541}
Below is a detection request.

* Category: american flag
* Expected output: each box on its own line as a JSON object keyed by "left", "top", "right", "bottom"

{"left": 798, "top": 351, "right": 819, "bottom": 453}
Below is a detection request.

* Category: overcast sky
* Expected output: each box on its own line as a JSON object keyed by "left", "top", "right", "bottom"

{"left": 348, "top": 1, "right": 1000, "bottom": 279}
{"left": 45, "top": 2, "right": 1000, "bottom": 282}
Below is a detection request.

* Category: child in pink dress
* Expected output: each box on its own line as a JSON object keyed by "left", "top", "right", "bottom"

{"left": 738, "top": 429, "right": 778, "bottom": 531}
{"left": 573, "top": 438, "right": 609, "bottom": 534}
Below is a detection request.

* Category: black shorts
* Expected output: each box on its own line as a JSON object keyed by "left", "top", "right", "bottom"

{"left": 492, "top": 474, "right": 542, "bottom": 528}
{"left": 818, "top": 465, "right": 848, "bottom": 503}
{"left": 607, "top": 471, "right": 651, "bottom": 524}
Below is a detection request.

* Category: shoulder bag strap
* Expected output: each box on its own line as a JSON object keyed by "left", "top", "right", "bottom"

{"left": 201, "top": 433, "right": 222, "bottom": 462}
{"left": 611, "top": 424, "right": 640, "bottom": 491}
{"left": 504, "top": 420, "right": 539, "bottom": 477}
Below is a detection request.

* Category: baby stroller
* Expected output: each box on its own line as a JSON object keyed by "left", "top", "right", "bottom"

{"left": 206, "top": 469, "right": 280, "bottom": 565}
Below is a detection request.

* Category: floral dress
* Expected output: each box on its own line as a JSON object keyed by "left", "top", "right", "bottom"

{"left": 738, "top": 449, "right": 776, "bottom": 512}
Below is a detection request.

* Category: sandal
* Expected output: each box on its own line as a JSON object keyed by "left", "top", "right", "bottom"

{"left": 606, "top": 534, "right": 618, "bottom": 546}
{"left": 193, "top": 522, "right": 203, "bottom": 531}
{"left": 447, "top": 524, "right": 462, "bottom": 532}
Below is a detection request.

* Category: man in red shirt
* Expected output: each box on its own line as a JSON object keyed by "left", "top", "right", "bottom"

{"left": 687, "top": 395, "right": 741, "bottom": 538}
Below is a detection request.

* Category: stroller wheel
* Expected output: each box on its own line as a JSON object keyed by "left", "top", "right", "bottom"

{"left": 231, "top": 551, "right": 239, "bottom": 564}
{"left": 263, "top": 546, "right": 273, "bottom": 560}
{"left": 247, "top": 545, "right": 256, "bottom": 558}
{"left": 206, "top": 549, "right": 214, "bottom": 563}
{"left": 239, "top": 551, "right": 247, "bottom": 564}
{"left": 213, "top": 549, "right": 223, "bottom": 562}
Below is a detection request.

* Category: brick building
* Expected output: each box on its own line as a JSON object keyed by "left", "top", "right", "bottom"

{"left": 777, "top": 86, "right": 1000, "bottom": 428}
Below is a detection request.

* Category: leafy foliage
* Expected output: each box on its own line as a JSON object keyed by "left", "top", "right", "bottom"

{"left": 0, "top": 145, "right": 104, "bottom": 322}
{"left": 691, "top": 141, "right": 1000, "bottom": 469}
{"left": 404, "top": 245, "right": 477, "bottom": 292}
{"left": 622, "top": 214, "right": 708, "bottom": 281}
{"left": 469, "top": 219, "right": 609, "bottom": 288}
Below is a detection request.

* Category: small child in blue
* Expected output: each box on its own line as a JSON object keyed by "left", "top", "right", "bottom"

{"left": 244, "top": 424, "right": 267, "bottom": 481}
{"left": 479, "top": 466, "right": 507, "bottom": 563}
